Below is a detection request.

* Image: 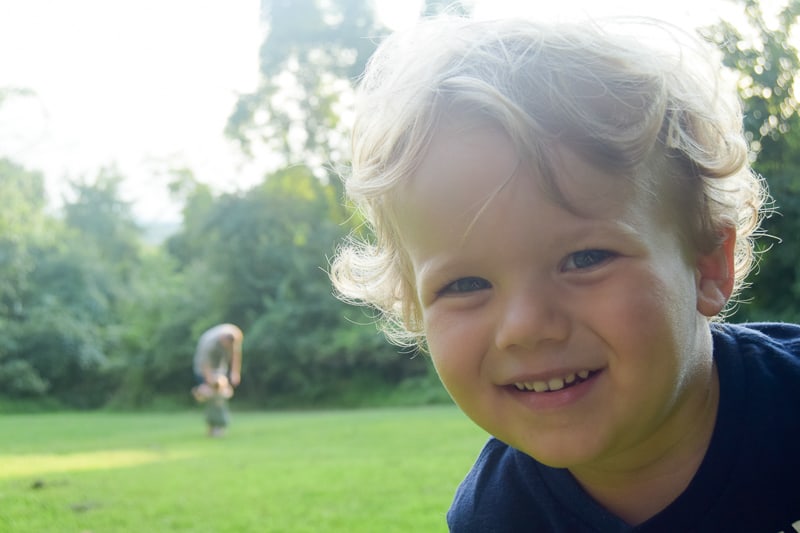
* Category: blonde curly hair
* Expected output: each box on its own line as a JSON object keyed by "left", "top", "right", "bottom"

{"left": 330, "top": 16, "right": 767, "bottom": 348}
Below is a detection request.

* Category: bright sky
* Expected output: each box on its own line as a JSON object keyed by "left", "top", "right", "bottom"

{"left": 0, "top": 0, "right": 736, "bottom": 223}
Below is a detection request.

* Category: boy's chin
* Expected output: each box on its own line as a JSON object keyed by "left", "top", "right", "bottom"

{"left": 503, "top": 433, "right": 612, "bottom": 471}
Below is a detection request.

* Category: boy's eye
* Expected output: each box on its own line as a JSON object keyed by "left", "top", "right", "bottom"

{"left": 438, "top": 277, "right": 491, "bottom": 295}
{"left": 562, "top": 249, "right": 615, "bottom": 271}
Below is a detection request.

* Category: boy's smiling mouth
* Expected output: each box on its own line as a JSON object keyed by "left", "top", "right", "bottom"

{"left": 513, "top": 370, "right": 601, "bottom": 393}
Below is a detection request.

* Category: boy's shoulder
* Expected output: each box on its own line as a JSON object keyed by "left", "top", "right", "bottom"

{"left": 699, "top": 321, "right": 800, "bottom": 531}
{"left": 712, "top": 321, "right": 800, "bottom": 367}
{"left": 714, "top": 320, "right": 800, "bottom": 339}
{"left": 448, "top": 438, "right": 626, "bottom": 532}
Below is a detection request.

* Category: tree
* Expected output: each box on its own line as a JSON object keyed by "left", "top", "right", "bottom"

{"left": 702, "top": 0, "right": 800, "bottom": 321}
{"left": 0, "top": 158, "right": 48, "bottom": 320}
{"left": 0, "top": 162, "right": 126, "bottom": 405}
{"left": 62, "top": 166, "right": 143, "bottom": 271}
{"left": 0, "top": 158, "right": 52, "bottom": 397}
{"left": 226, "top": 0, "right": 386, "bottom": 172}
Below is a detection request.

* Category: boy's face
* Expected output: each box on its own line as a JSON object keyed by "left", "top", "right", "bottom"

{"left": 395, "top": 126, "right": 729, "bottom": 473}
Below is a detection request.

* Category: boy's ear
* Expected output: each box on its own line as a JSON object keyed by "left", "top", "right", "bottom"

{"left": 695, "top": 226, "right": 736, "bottom": 317}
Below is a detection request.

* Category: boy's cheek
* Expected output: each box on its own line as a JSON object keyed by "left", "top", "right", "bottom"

{"left": 590, "top": 274, "right": 695, "bottom": 350}
{"left": 424, "top": 312, "right": 485, "bottom": 367}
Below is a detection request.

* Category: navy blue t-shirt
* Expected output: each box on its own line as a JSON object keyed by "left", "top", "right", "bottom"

{"left": 447, "top": 323, "right": 800, "bottom": 532}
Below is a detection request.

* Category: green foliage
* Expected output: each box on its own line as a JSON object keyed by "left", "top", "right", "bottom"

{"left": 0, "top": 161, "right": 62, "bottom": 399}
{"left": 162, "top": 164, "right": 424, "bottom": 408}
{"left": 702, "top": 0, "right": 800, "bottom": 149}
{"left": 0, "top": 158, "right": 47, "bottom": 319}
{"left": 0, "top": 157, "right": 179, "bottom": 407}
{"left": 62, "top": 166, "right": 142, "bottom": 270}
{"left": 0, "top": 359, "right": 48, "bottom": 396}
{"left": 226, "top": 0, "right": 385, "bottom": 167}
{"left": 108, "top": 254, "right": 203, "bottom": 407}
{"left": 13, "top": 304, "right": 116, "bottom": 407}
{"left": 703, "top": 0, "right": 800, "bottom": 321}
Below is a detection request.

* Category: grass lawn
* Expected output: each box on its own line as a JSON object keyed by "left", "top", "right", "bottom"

{"left": 0, "top": 405, "right": 488, "bottom": 532}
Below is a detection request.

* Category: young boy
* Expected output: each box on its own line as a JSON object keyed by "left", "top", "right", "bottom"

{"left": 193, "top": 373, "right": 234, "bottom": 437}
{"left": 330, "top": 16, "right": 800, "bottom": 531}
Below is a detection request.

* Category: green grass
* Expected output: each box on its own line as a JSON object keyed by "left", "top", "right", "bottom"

{"left": 0, "top": 406, "right": 488, "bottom": 532}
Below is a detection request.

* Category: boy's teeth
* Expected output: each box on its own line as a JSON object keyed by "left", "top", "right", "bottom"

{"left": 514, "top": 370, "right": 593, "bottom": 392}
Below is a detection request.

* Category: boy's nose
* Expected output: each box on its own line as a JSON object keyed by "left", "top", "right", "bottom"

{"left": 494, "top": 289, "right": 570, "bottom": 352}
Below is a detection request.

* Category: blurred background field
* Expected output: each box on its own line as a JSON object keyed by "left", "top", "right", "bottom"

{"left": 0, "top": 406, "right": 488, "bottom": 532}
